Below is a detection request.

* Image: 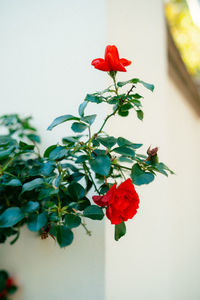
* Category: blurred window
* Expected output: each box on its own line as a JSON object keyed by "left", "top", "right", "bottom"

{"left": 165, "top": 0, "right": 200, "bottom": 112}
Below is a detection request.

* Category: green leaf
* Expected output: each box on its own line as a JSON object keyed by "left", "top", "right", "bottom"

{"left": 49, "top": 146, "right": 68, "bottom": 160}
{"left": 99, "top": 183, "right": 110, "bottom": 194}
{"left": 113, "top": 146, "right": 135, "bottom": 157}
{"left": 19, "top": 141, "right": 34, "bottom": 150}
{"left": 160, "top": 163, "right": 174, "bottom": 175}
{"left": 68, "top": 172, "right": 85, "bottom": 182}
{"left": 77, "top": 198, "right": 91, "bottom": 211}
{"left": 117, "top": 137, "right": 142, "bottom": 149}
{"left": 118, "top": 109, "right": 129, "bottom": 117}
{"left": 10, "top": 231, "right": 20, "bottom": 245}
{"left": 83, "top": 205, "right": 104, "bottom": 220}
{"left": 117, "top": 78, "right": 139, "bottom": 87}
{"left": 27, "top": 212, "right": 47, "bottom": 232}
{"left": 75, "top": 155, "right": 89, "bottom": 163}
{"left": 117, "top": 137, "right": 133, "bottom": 147}
{"left": 131, "top": 93, "right": 143, "bottom": 99}
{"left": 43, "top": 145, "right": 57, "bottom": 157}
{"left": 120, "top": 103, "right": 133, "bottom": 111}
{"left": 62, "top": 135, "right": 83, "bottom": 144}
{"left": 97, "top": 136, "right": 117, "bottom": 148}
{"left": 71, "top": 122, "right": 88, "bottom": 133}
{"left": 139, "top": 80, "right": 154, "bottom": 92}
{"left": 136, "top": 110, "right": 144, "bottom": 120}
{"left": 78, "top": 101, "right": 88, "bottom": 117}
{"left": 47, "top": 114, "right": 80, "bottom": 131}
{"left": 40, "top": 161, "right": 55, "bottom": 176}
{"left": 154, "top": 162, "right": 174, "bottom": 176}
{"left": 61, "top": 163, "right": 78, "bottom": 172}
{"left": 65, "top": 214, "right": 81, "bottom": 228}
{"left": 85, "top": 94, "right": 103, "bottom": 103}
{"left": 131, "top": 164, "right": 155, "bottom": 185}
{"left": 0, "top": 271, "right": 8, "bottom": 290}
{"left": 56, "top": 225, "right": 74, "bottom": 247}
{"left": 68, "top": 182, "right": 85, "bottom": 200}
{"left": 3, "top": 179, "right": 21, "bottom": 187}
{"left": 81, "top": 115, "right": 96, "bottom": 125}
{"left": 89, "top": 155, "right": 111, "bottom": 176}
{"left": 130, "top": 99, "right": 142, "bottom": 107}
{"left": 131, "top": 143, "right": 143, "bottom": 149}
{"left": 22, "top": 201, "right": 39, "bottom": 213}
{"left": 21, "top": 178, "right": 44, "bottom": 194}
{"left": 7, "top": 285, "right": 17, "bottom": 294}
{"left": 115, "top": 221, "right": 126, "bottom": 241}
{"left": 0, "top": 146, "right": 15, "bottom": 160}
{"left": 38, "top": 188, "right": 58, "bottom": 200}
{"left": 107, "top": 98, "right": 118, "bottom": 104}
{"left": 0, "top": 207, "right": 24, "bottom": 228}
{"left": 118, "top": 156, "right": 133, "bottom": 163}
{"left": 27, "top": 134, "right": 41, "bottom": 143}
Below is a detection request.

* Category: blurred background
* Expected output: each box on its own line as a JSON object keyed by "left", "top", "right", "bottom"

{"left": 0, "top": 0, "right": 200, "bottom": 299}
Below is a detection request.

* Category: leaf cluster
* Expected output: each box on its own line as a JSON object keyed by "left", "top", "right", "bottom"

{"left": 0, "top": 77, "right": 173, "bottom": 246}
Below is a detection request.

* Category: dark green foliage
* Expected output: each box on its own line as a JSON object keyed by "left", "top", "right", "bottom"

{"left": 89, "top": 154, "right": 111, "bottom": 176}
{"left": 0, "top": 208, "right": 24, "bottom": 228}
{"left": 83, "top": 205, "right": 104, "bottom": 220}
{"left": 27, "top": 212, "right": 47, "bottom": 232}
{"left": 84, "top": 93, "right": 104, "bottom": 103}
{"left": 47, "top": 114, "right": 80, "bottom": 131}
{"left": 65, "top": 214, "right": 81, "bottom": 228}
{"left": 56, "top": 225, "right": 74, "bottom": 247}
{"left": 115, "top": 221, "right": 126, "bottom": 241}
{"left": 81, "top": 114, "right": 96, "bottom": 125}
{"left": 71, "top": 122, "right": 88, "bottom": 133}
{"left": 78, "top": 101, "right": 88, "bottom": 117}
{"left": 131, "top": 163, "right": 155, "bottom": 185}
{"left": 112, "top": 146, "right": 135, "bottom": 157}
{"left": 0, "top": 269, "right": 18, "bottom": 299}
{"left": 97, "top": 136, "right": 117, "bottom": 148}
{"left": 0, "top": 73, "right": 172, "bottom": 248}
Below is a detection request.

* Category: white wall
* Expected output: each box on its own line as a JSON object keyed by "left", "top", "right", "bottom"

{"left": 0, "top": 1, "right": 106, "bottom": 299}
{"left": 167, "top": 77, "right": 200, "bottom": 300}
{"left": 106, "top": 1, "right": 200, "bottom": 300}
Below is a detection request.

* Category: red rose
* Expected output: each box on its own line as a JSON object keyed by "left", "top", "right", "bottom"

{"left": 0, "top": 289, "right": 7, "bottom": 298}
{"left": 6, "top": 277, "right": 14, "bottom": 288}
{"left": 91, "top": 45, "right": 131, "bottom": 72}
{"left": 0, "top": 277, "right": 15, "bottom": 298}
{"left": 92, "top": 178, "right": 139, "bottom": 225}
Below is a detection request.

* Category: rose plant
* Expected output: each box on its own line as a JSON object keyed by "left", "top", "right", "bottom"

{"left": 0, "top": 45, "right": 173, "bottom": 247}
{"left": 0, "top": 270, "right": 17, "bottom": 299}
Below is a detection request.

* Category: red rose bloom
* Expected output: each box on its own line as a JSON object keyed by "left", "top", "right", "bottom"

{"left": 92, "top": 178, "right": 139, "bottom": 225}
{"left": 6, "top": 277, "right": 14, "bottom": 288}
{"left": 0, "top": 289, "right": 7, "bottom": 298}
{"left": 91, "top": 45, "right": 131, "bottom": 72}
{"left": 0, "top": 277, "right": 15, "bottom": 298}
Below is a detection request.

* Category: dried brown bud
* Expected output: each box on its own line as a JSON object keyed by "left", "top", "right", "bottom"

{"left": 147, "top": 146, "right": 158, "bottom": 157}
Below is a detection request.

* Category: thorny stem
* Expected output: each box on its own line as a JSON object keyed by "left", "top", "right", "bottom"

{"left": 114, "top": 164, "right": 132, "bottom": 171}
{"left": 118, "top": 166, "right": 126, "bottom": 180}
{"left": 96, "top": 74, "right": 119, "bottom": 135}
{"left": 81, "top": 221, "right": 92, "bottom": 236}
{"left": 0, "top": 156, "right": 15, "bottom": 176}
{"left": 83, "top": 163, "right": 100, "bottom": 195}
{"left": 96, "top": 107, "right": 118, "bottom": 135}
{"left": 87, "top": 125, "right": 92, "bottom": 152}
{"left": 112, "top": 75, "right": 119, "bottom": 95}
{"left": 126, "top": 84, "right": 135, "bottom": 97}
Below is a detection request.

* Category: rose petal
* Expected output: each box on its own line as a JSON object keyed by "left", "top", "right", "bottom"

{"left": 120, "top": 58, "right": 132, "bottom": 67}
{"left": 92, "top": 195, "right": 106, "bottom": 207}
{"left": 91, "top": 58, "right": 105, "bottom": 66}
